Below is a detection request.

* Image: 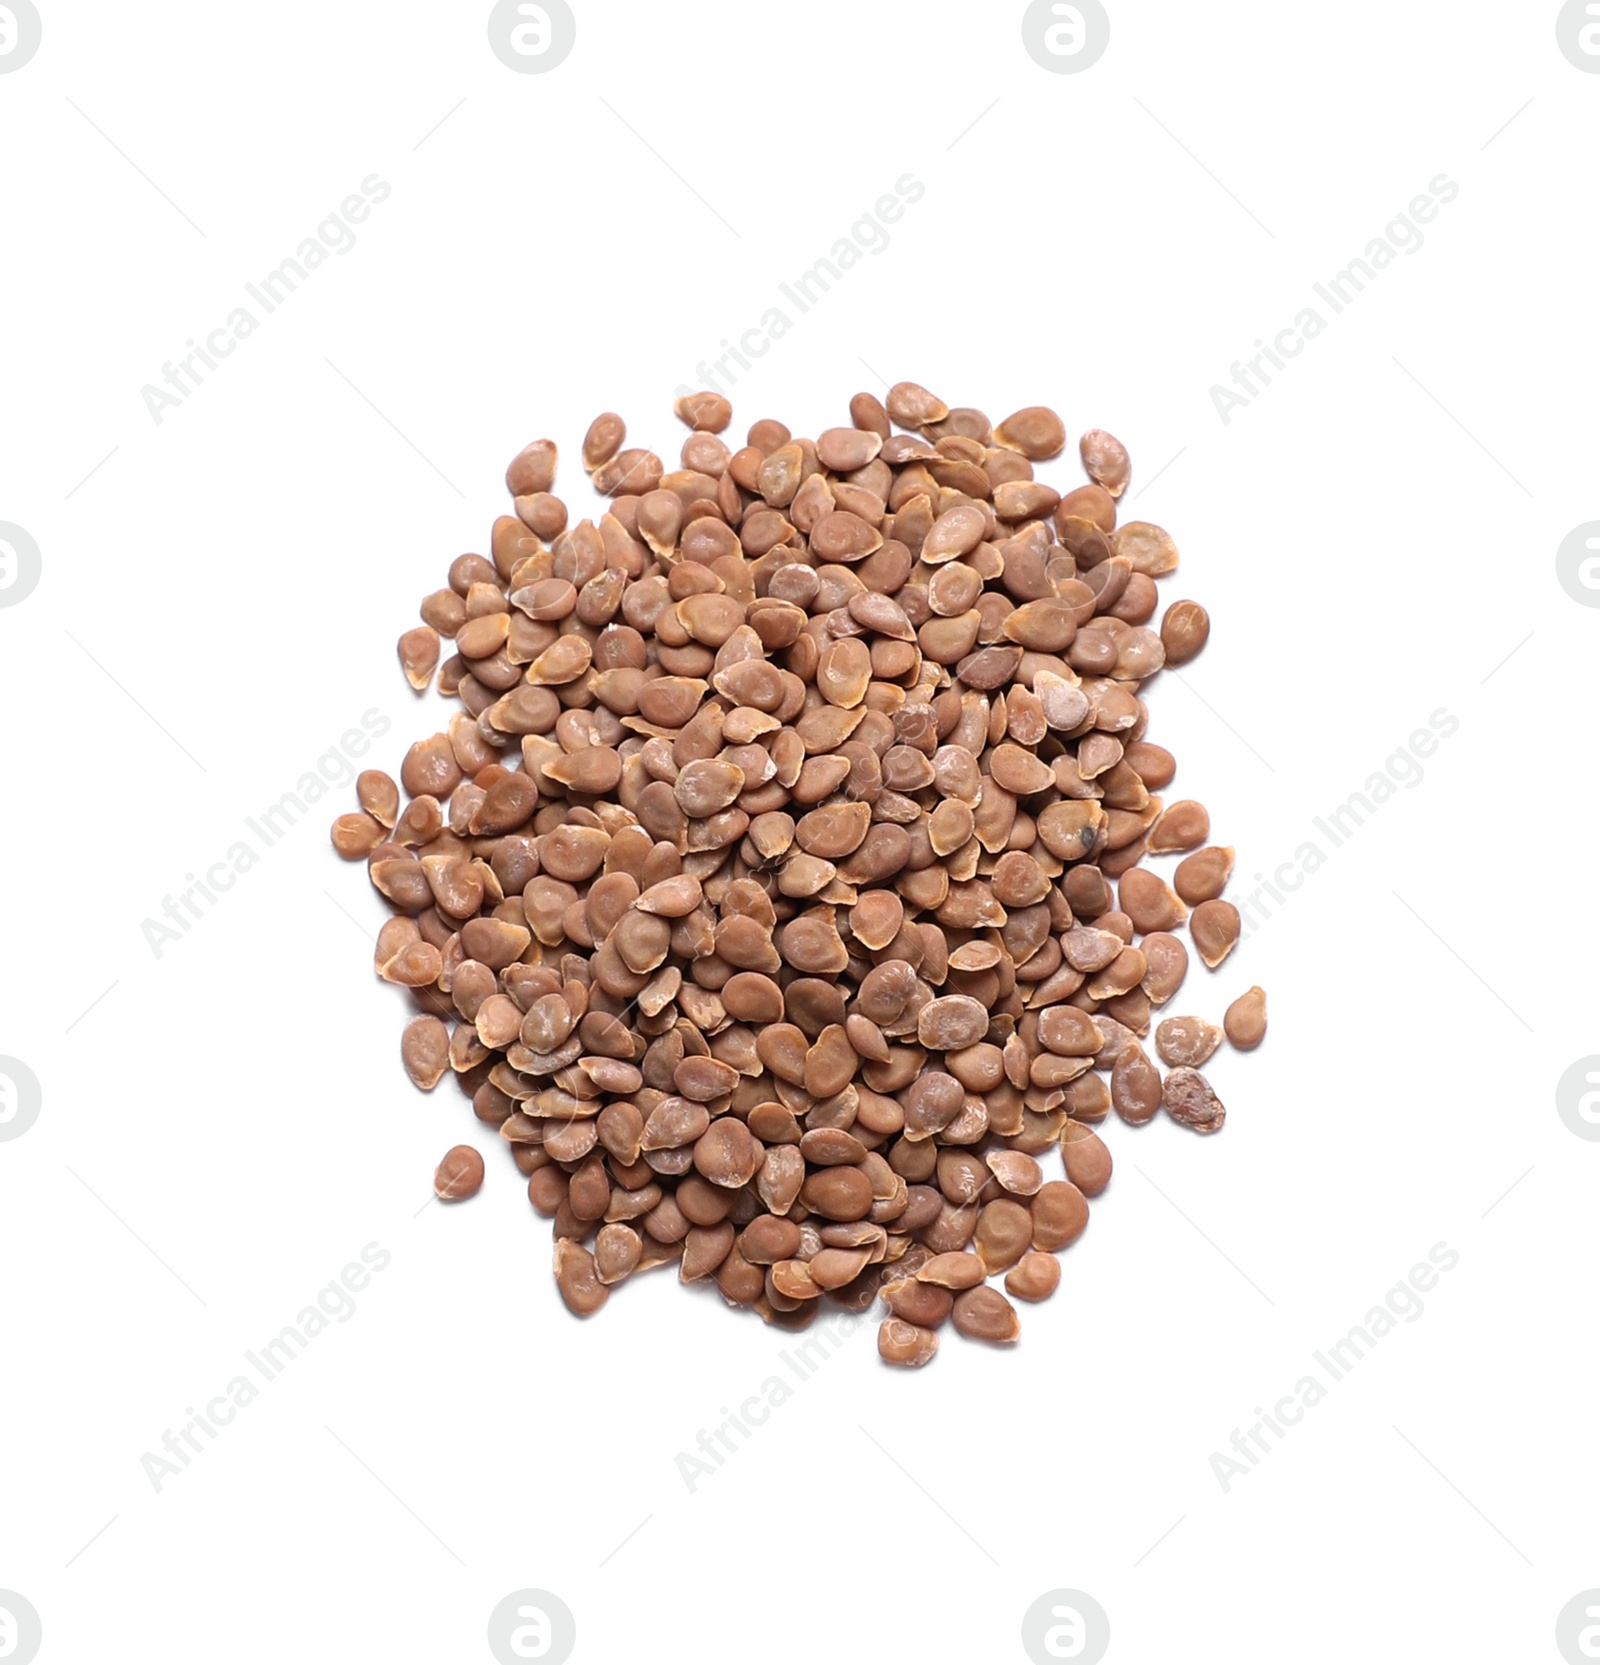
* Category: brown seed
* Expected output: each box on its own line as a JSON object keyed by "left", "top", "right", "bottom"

{"left": 1005, "top": 1252, "right": 1060, "bottom": 1301}
{"left": 674, "top": 390, "right": 733, "bottom": 432}
{"left": 693, "top": 1117, "right": 764, "bottom": 1187}
{"left": 1224, "top": 986, "right": 1268, "bottom": 1050}
{"left": 1161, "top": 599, "right": 1211, "bottom": 665}
{"left": 331, "top": 812, "right": 385, "bottom": 859}
{"left": 1079, "top": 429, "right": 1132, "bottom": 495}
{"left": 434, "top": 1145, "right": 485, "bottom": 1201}
{"left": 1111, "top": 1043, "right": 1163, "bottom": 1126}
{"left": 402, "top": 1015, "right": 450, "bottom": 1090}
{"left": 554, "top": 1240, "right": 609, "bottom": 1315}
{"left": 1174, "top": 846, "right": 1235, "bottom": 905}
{"left": 1119, "top": 867, "right": 1187, "bottom": 933}
{"left": 800, "top": 1166, "right": 874, "bottom": 1222}
{"left": 886, "top": 381, "right": 949, "bottom": 428}
{"left": 342, "top": 381, "right": 1263, "bottom": 1362}
{"left": 1029, "top": 1181, "right": 1089, "bottom": 1252}
{"left": 974, "top": 1199, "right": 1034, "bottom": 1273}
{"left": 951, "top": 1286, "right": 1021, "bottom": 1343}
{"left": 582, "top": 412, "right": 624, "bottom": 470}
{"left": 1148, "top": 799, "right": 1210, "bottom": 854}
{"left": 879, "top": 1318, "right": 940, "bottom": 1367}
{"left": 994, "top": 406, "right": 1066, "bottom": 461}
{"left": 1190, "top": 899, "right": 1242, "bottom": 968}
{"left": 916, "top": 1252, "right": 986, "bottom": 1290}
{"left": 1059, "top": 1124, "right": 1113, "bottom": 1196}
{"left": 1155, "top": 1016, "right": 1224, "bottom": 1068}
{"left": 398, "top": 627, "right": 440, "bottom": 691}
{"left": 917, "top": 995, "right": 989, "bottom": 1052}
{"left": 883, "top": 1278, "right": 954, "bottom": 1327}
{"left": 1163, "top": 1067, "right": 1226, "bottom": 1133}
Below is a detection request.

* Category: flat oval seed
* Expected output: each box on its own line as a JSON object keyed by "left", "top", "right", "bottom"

{"left": 1059, "top": 1124, "right": 1113, "bottom": 1196}
{"left": 951, "top": 1286, "right": 1021, "bottom": 1343}
{"left": 1080, "top": 428, "right": 1132, "bottom": 495}
{"left": 1029, "top": 1181, "right": 1089, "bottom": 1252}
{"left": 1155, "top": 1016, "right": 1224, "bottom": 1068}
{"left": 879, "top": 1318, "right": 940, "bottom": 1367}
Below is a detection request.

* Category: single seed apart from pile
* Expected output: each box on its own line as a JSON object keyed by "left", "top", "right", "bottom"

{"left": 339, "top": 384, "right": 1263, "bottom": 1364}
{"left": 434, "top": 1145, "right": 485, "bottom": 1200}
{"left": 1224, "top": 986, "right": 1268, "bottom": 1050}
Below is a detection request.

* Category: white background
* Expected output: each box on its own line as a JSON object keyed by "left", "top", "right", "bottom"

{"left": 2, "top": 2, "right": 1596, "bottom": 1661}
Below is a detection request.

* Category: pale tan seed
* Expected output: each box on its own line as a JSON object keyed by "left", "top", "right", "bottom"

{"left": 1224, "top": 986, "right": 1268, "bottom": 1050}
